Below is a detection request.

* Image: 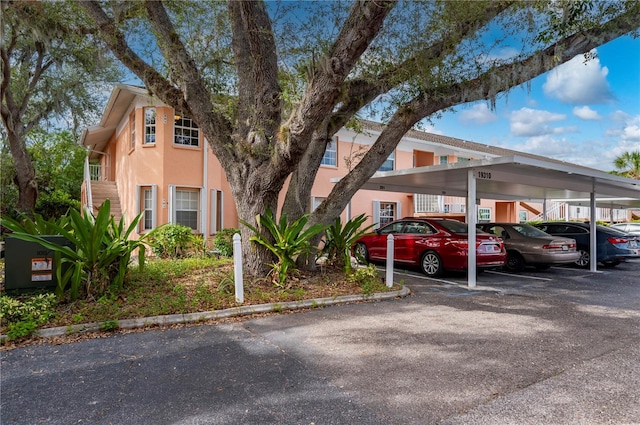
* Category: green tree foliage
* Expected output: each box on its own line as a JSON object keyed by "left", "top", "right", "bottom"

{"left": 0, "top": 2, "right": 120, "bottom": 213}
{"left": 77, "top": 0, "right": 639, "bottom": 276}
{"left": 1, "top": 131, "right": 84, "bottom": 219}
{"left": 612, "top": 150, "right": 640, "bottom": 179}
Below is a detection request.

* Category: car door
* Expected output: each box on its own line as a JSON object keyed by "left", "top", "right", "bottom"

{"left": 399, "top": 221, "right": 437, "bottom": 264}
{"left": 369, "top": 221, "right": 405, "bottom": 260}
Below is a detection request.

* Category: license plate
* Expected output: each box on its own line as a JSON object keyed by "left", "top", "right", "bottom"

{"left": 562, "top": 245, "right": 568, "bottom": 251}
{"left": 629, "top": 240, "right": 638, "bottom": 248}
{"left": 481, "top": 244, "right": 500, "bottom": 253}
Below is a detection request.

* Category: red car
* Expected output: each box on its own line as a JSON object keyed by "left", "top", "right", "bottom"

{"left": 353, "top": 218, "right": 506, "bottom": 277}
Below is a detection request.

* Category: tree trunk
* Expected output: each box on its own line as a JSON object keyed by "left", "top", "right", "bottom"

{"left": 6, "top": 131, "right": 37, "bottom": 214}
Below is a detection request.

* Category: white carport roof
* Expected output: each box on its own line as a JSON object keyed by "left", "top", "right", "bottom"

{"left": 350, "top": 155, "right": 640, "bottom": 287}
{"left": 360, "top": 155, "right": 640, "bottom": 205}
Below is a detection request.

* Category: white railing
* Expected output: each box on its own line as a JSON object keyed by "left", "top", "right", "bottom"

{"left": 531, "top": 201, "right": 629, "bottom": 223}
{"left": 415, "top": 194, "right": 466, "bottom": 214}
{"left": 89, "top": 164, "right": 103, "bottom": 181}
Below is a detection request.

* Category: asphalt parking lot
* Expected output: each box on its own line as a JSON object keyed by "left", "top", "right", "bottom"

{"left": 2, "top": 259, "right": 639, "bottom": 424}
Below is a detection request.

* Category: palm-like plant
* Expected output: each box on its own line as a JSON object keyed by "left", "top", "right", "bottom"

{"left": 612, "top": 150, "right": 640, "bottom": 179}
{"left": 2, "top": 200, "right": 148, "bottom": 300}
{"left": 321, "top": 213, "right": 374, "bottom": 273}
{"left": 242, "top": 208, "right": 328, "bottom": 287}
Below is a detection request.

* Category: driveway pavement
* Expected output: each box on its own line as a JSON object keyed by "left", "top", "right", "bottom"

{"left": 2, "top": 259, "right": 639, "bottom": 424}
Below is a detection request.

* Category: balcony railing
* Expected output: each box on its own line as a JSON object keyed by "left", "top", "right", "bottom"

{"left": 88, "top": 164, "right": 110, "bottom": 181}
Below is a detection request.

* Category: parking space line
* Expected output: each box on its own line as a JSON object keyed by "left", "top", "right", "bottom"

{"left": 485, "top": 270, "right": 553, "bottom": 281}
{"left": 384, "top": 268, "right": 467, "bottom": 286}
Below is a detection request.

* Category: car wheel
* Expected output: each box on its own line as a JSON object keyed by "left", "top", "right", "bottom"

{"left": 534, "top": 264, "right": 551, "bottom": 270}
{"left": 575, "top": 248, "right": 590, "bottom": 268}
{"left": 420, "top": 251, "right": 443, "bottom": 277}
{"left": 505, "top": 251, "right": 525, "bottom": 272}
{"left": 602, "top": 260, "right": 620, "bottom": 268}
{"left": 353, "top": 243, "right": 369, "bottom": 263}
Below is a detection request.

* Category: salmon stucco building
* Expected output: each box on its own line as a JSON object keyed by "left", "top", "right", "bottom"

{"left": 80, "top": 85, "right": 635, "bottom": 244}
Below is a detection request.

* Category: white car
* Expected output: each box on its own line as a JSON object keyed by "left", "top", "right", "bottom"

{"left": 609, "top": 222, "right": 640, "bottom": 236}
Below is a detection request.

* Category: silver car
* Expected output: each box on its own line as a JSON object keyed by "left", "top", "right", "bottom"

{"left": 477, "top": 223, "right": 580, "bottom": 272}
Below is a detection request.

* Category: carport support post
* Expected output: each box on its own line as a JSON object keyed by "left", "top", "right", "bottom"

{"left": 590, "top": 190, "right": 597, "bottom": 272}
{"left": 467, "top": 169, "right": 477, "bottom": 288}
{"left": 386, "top": 234, "right": 394, "bottom": 287}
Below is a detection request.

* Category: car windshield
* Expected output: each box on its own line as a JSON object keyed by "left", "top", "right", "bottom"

{"left": 511, "top": 224, "right": 551, "bottom": 238}
{"left": 438, "top": 220, "right": 468, "bottom": 234}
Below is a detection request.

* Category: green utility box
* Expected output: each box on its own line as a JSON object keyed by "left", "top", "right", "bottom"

{"left": 3, "top": 236, "right": 74, "bottom": 293}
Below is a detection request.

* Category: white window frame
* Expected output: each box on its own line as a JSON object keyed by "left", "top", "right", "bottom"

{"left": 372, "top": 200, "right": 401, "bottom": 229}
{"left": 378, "top": 150, "right": 395, "bottom": 172}
{"left": 144, "top": 107, "right": 156, "bottom": 144}
{"left": 168, "top": 185, "right": 201, "bottom": 231}
{"left": 130, "top": 110, "right": 136, "bottom": 149}
{"left": 136, "top": 185, "right": 157, "bottom": 232}
{"left": 174, "top": 115, "right": 200, "bottom": 147}
{"left": 321, "top": 137, "right": 337, "bottom": 167}
{"left": 310, "top": 196, "right": 325, "bottom": 212}
{"left": 439, "top": 155, "right": 449, "bottom": 165}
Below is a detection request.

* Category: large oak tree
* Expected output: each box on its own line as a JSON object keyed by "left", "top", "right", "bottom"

{"left": 1, "top": 1, "right": 120, "bottom": 214}
{"left": 78, "top": 0, "right": 640, "bottom": 275}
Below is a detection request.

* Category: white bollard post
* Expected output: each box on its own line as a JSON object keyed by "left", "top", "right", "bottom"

{"left": 386, "top": 234, "right": 394, "bottom": 288}
{"left": 233, "top": 233, "right": 244, "bottom": 303}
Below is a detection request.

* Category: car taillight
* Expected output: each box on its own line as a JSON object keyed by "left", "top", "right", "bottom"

{"left": 608, "top": 237, "right": 628, "bottom": 244}
{"left": 542, "top": 241, "right": 574, "bottom": 250}
{"left": 450, "top": 239, "right": 481, "bottom": 249}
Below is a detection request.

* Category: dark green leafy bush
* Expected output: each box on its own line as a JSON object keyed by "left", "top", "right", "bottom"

{"left": 147, "top": 224, "right": 203, "bottom": 259}
{"left": 212, "top": 228, "right": 239, "bottom": 257}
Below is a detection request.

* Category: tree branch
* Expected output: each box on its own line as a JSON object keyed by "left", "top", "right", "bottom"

{"left": 80, "top": 1, "right": 188, "bottom": 112}
{"left": 284, "top": 1, "right": 394, "bottom": 162}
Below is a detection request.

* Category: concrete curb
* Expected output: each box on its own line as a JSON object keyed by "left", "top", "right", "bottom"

{"left": 15, "top": 286, "right": 410, "bottom": 340}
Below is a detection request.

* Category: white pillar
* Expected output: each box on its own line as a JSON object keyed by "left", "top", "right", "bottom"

{"left": 589, "top": 190, "right": 597, "bottom": 272}
{"left": 386, "top": 234, "right": 394, "bottom": 288}
{"left": 233, "top": 233, "right": 244, "bottom": 303}
{"left": 467, "top": 169, "right": 477, "bottom": 288}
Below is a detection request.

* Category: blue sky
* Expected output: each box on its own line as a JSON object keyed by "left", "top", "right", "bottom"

{"left": 420, "top": 35, "right": 640, "bottom": 172}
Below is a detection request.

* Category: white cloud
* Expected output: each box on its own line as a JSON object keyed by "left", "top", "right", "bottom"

{"left": 510, "top": 135, "right": 609, "bottom": 169}
{"left": 605, "top": 114, "right": 640, "bottom": 142}
{"left": 509, "top": 107, "right": 566, "bottom": 137}
{"left": 459, "top": 103, "right": 498, "bottom": 125}
{"left": 543, "top": 51, "right": 615, "bottom": 104}
{"left": 511, "top": 135, "right": 576, "bottom": 158}
{"left": 572, "top": 106, "right": 601, "bottom": 120}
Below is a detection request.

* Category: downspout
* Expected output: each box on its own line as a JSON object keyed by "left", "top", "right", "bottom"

{"left": 202, "top": 140, "right": 209, "bottom": 246}
{"left": 83, "top": 153, "right": 93, "bottom": 214}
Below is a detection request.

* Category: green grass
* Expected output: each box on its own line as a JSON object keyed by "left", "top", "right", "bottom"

{"left": 1, "top": 257, "right": 399, "bottom": 344}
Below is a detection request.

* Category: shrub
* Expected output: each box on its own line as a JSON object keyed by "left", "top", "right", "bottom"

{"left": 212, "top": 228, "right": 239, "bottom": 257}
{"left": 35, "top": 190, "right": 81, "bottom": 220}
{"left": 347, "top": 264, "right": 386, "bottom": 295}
{"left": 242, "top": 208, "right": 328, "bottom": 287}
{"left": 321, "top": 213, "right": 374, "bottom": 273}
{"left": 1, "top": 200, "right": 148, "bottom": 301}
{"left": 147, "top": 224, "right": 202, "bottom": 259}
{"left": 0, "top": 293, "right": 57, "bottom": 340}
